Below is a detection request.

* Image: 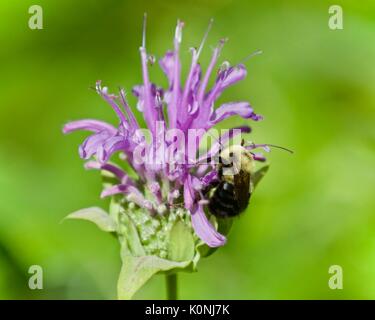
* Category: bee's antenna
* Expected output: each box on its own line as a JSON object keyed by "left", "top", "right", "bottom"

{"left": 246, "top": 141, "right": 294, "bottom": 154}
{"left": 266, "top": 144, "right": 294, "bottom": 154}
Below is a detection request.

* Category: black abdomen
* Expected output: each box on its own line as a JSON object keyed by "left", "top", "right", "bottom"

{"left": 208, "top": 182, "right": 240, "bottom": 218}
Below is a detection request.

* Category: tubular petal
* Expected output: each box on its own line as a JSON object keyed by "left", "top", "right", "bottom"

{"left": 191, "top": 204, "right": 226, "bottom": 247}
{"left": 63, "top": 120, "right": 116, "bottom": 134}
{"left": 210, "top": 102, "right": 257, "bottom": 125}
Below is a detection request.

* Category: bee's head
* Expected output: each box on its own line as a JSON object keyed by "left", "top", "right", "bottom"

{"left": 219, "top": 145, "right": 255, "bottom": 176}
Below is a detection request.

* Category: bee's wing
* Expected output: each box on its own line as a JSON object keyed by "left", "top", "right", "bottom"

{"left": 234, "top": 170, "right": 251, "bottom": 212}
{"left": 251, "top": 165, "right": 269, "bottom": 191}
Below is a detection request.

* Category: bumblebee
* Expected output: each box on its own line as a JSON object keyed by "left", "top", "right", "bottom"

{"left": 205, "top": 144, "right": 256, "bottom": 218}
{"left": 201, "top": 139, "right": 289, "bottom": 218}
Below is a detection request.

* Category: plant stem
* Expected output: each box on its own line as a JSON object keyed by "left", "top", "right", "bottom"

{"left": 165, "top": 273, "right": 177, "bottom": 300}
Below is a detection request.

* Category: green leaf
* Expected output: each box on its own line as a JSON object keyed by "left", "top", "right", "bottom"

{"left": 117, "top": 254, "right": 190, "bottom": 300}
{"left": 119, "top": 209, "right": 145, "bottom": 257}
{"left": 168, "top": 219, "right": 195, "bottom": 262}
{"left": 64, "top": 207, "right": 117, "bottom": 232}
{"left": 252, "top": 165, "right": 269, "bottom": 190}
{"left": 109, "top": 196, "right": 121, "bottom": 226}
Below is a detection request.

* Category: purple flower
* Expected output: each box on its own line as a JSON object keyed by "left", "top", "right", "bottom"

{"left": 63, "top": 18, "right": 264, "bottom": 248}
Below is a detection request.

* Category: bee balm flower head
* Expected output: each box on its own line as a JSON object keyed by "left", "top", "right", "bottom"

{"left": 63, "top": 16, "right": 268, "bottom": 299}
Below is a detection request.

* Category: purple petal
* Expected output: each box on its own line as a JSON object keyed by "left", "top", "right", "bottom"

{"left": 168, "top": 20, "right": 184, "bottom": 129}
{"left": 251, "top": 153, "right": 267, "bottom": 162}
{"left": 245, "top": 143, "right": 270, "bottom": 152}
{"left": 179, "top": 49, "right": 201, "bottom": 126}
{"left": 101, "top": 184, "right": 149, "bottom": 209}
{"left": 210, "top": 102, "right": 260, "bottom": 125}
{"left": 183, "top": 175, "right": 195, "bottom": 210}
{"left": 168, "top": 189, "right": 180, "bottom": 204}
{"left": 219, "top": 64, "right": 247, "bottom": 89}
{"left": 85, "top": 161, "right": 124, "bottom": 179}
{"left": 119, "top": 89, "right": 140, "bottom": 131}
{"left": 188, "top": 41, "right": 226, "bottom": 129}
{"left": 196, "top": 164, "right": 211, "bottom": 177}
{"left": 149, "top": 181, "right": 162, "bottom": 203}
{"left": 79, "top": 131, "right": 112, "bottom": 159}
{"left": 132, "top": 84, "right": 164, "bottom": 118}
{"left": 181, "top": 20, "right": 213, "bottom": 122}
{"left": 197, "top": 39, "right": 225, "bottom": 104}
{"left": 186, "top": 63, "right": 201, "bottom": 113}
{"left": 96, "top": 81, "right": 128, "bottom": 124}
{"left": 191, "top": 175, "right": 203, "bottom": 191}
{"left": 204, "top": 64, "right": 247, "bottom": 108}
{"left": 126, "top": 186, "right": 153, "bottom": 210}
{"left": 97, "top": 135, "right": 126, "bottom": 163}
{"left": 216, "top": 125, "right": 252, "bottom": 146}
{"left": 63, "top": 120, "right": 116, "bottom": 134}
{"left": 132, "top": 85, "right": 145, "bottom": 112}
{"left": 139, "top": 47, "right": 159, "bottom": 134}
{"left": 201, "top": 170, "right": 219, "bottom": 187}
{"left": 84, "top": 161, "right": 137, "bottom": 185}
{"left": 159, "top": 51, "right": 175, "bottom": 87}
{"left": 191, "top": 204, "right": 226, "bottom": 247}
{"left": 101, "top": 184, "right": 128, "bottom": 198}
{"left": 159, "top": 50, "right": 181, "bottom": 129}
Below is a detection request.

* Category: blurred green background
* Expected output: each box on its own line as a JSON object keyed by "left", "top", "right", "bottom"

{"left": 0, "top": 0, "right": 374, "bottom": 299}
